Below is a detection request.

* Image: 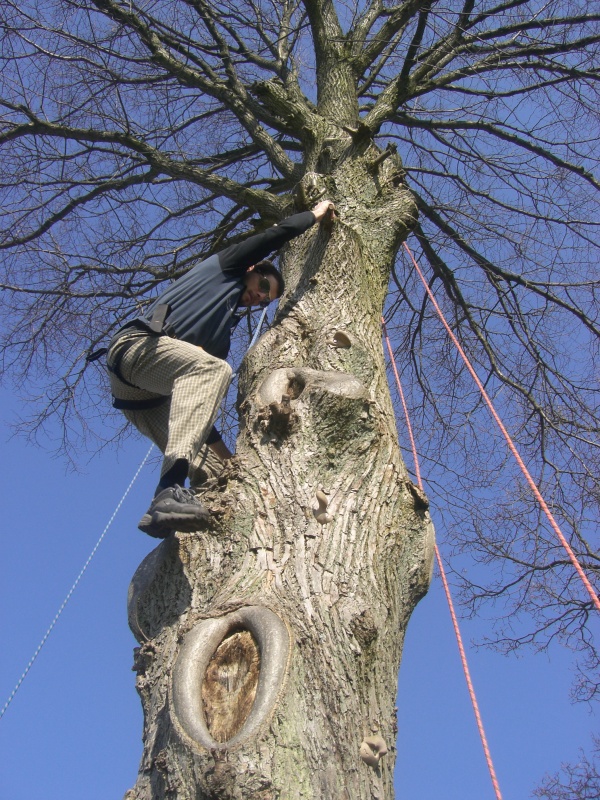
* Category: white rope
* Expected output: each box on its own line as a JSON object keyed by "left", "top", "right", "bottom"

{"left": 231, "top": 306, "right": 269, "bottom": 380}
{"left": 248, "top": 306, "right": 269, "bottom": 350}
{"left": 0, "top": 442, "right": 155, "bottom": 721}
{"left": 1, "top": 307, "right": 270, "bottom": 721}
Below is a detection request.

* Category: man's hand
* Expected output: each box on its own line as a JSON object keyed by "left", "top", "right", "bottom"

{"left": 311, "top": 200, "right": 336, "bottom": 222}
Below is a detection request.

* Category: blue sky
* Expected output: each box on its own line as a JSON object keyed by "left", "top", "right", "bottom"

{"left": 0, "top": 385, "right": 597, "bottom": 799}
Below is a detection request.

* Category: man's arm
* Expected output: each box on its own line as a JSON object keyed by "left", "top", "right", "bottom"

{"left": 218, "top": 201, "right": 335, "bottom": 273}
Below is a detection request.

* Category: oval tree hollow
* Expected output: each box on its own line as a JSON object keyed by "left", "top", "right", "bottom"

{"left": 201, "top": 629, "right": 260, "bottom": 743}
{"left": 332, "top": 330, "right": 351, "bottom": 348}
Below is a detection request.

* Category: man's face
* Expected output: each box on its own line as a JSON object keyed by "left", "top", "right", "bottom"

{"left": 239, "top": 269, "right": 279, "bottom": 308}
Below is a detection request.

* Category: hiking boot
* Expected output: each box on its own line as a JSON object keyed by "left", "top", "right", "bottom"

{"left": 138, "top": 485, "right": 211, "bottom": 538}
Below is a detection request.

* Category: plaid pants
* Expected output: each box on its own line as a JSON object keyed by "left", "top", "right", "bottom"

{"left": 107, "top": 330, "right": 232, "bottom": 478}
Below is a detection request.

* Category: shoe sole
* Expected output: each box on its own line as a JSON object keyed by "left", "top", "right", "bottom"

{"left": 138, "top": 510, "right": 211, "bottom": 538}
{"left": 137, "top": 513, "right": 173, "bottom": 539}
{"left": 154, "top": 510, "right": 211, "bottom": 532}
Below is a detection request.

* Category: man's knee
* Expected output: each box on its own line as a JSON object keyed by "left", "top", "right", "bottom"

{"left": 188, "top": 353, "right": 232, "bottom": 390}
{"left": 218, "top": 360, "right": 233, "bottom": 382}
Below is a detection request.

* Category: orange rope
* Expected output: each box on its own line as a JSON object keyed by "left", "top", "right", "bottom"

{"left": 435, "top": 547, "right": 503, "bottom": 800}
{"left": 402, "top": 242, "right": 600, "bottom": 613}
{"left": 382, "top": 319, "right": 423, "bottom": 490}
{"left": 382, "top": 319, "right": 504, "bottom": 800}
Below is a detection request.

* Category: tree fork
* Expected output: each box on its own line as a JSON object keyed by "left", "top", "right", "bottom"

{"left": 125, "top": 160, "right": 432, "bottom": 799}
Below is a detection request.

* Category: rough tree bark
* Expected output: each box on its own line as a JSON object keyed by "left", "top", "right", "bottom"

{"left": 125, "top": 141, "right": 434, "bottom": 799}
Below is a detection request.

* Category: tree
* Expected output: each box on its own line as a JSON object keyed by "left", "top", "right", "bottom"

{"left": 534, "top": 736, "right": 600, "bottom": 800}
{"left": 0, "top": 1, "right": 599, "bottom": 797}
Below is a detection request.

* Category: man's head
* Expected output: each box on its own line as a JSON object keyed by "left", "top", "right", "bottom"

{"left": 239, "top": 260, "right": 285, "bottom": 308}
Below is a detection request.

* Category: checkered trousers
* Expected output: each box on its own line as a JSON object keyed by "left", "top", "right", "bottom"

{"left": 107, "top": 330, "right": 232, "bottom": 478}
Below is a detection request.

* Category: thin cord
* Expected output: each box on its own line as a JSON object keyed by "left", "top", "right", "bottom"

{"left": 248, "top": 306, "right": 269, "bottom": 349}
{"left": 382, "top": 318, "right": 423, "bottom": 489}
{"left": 1, "top": 307, "right": 269, "bottom": 720}
{"left": 231, "top": 307, "right": 268, "bottom": 381}
{"left": 0, "top": 443, "right": 155, "bottom": 721}
{"left": 403, "top": 241, "right": 600, "bottom": 613}
{"left": 382, "top": 318, "right": 504, "bottom": 800}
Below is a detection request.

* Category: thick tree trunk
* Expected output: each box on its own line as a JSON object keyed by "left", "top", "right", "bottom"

{"left": 125, "top": 146, "right": 434, "bottom": 800}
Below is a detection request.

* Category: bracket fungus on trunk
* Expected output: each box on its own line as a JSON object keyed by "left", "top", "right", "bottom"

{"left": 313, "top": 488, "right": 333, "bottom": 525}
{"left": 170, "top": 606, "right": 290, "bottom": 752}
{"left": 359, "top": 734, "right": 389, "bottom": 768}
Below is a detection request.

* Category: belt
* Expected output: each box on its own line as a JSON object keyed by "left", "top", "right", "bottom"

{"left": 87, "top": 304, "right": 175, "bottom": 411}
{"left": 86, "top": 303, "right": 174, "bottom": 364}
{"left": 112, "top": 395, "right": 168, "bottom": 411}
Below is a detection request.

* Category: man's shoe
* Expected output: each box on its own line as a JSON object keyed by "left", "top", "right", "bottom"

{"left": 138, "top": 485, "right": 211, "bottom": 538}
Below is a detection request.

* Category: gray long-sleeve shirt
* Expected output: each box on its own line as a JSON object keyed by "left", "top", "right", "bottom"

{"left": 135, "top": 211, "right": 316, "bottom": 360}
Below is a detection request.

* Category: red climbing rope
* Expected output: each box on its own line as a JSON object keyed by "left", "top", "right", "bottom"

{"left": 435, "top": 548, "right": 503, "bottom": 800}
{"left": 382, "top": 319, "right": 504, "bottom": 800}
{"left": 382, "top": 321, "right": 423, "bottom": 491}
{"left": 402, "top": 242, "right": 600, "bottom": 614}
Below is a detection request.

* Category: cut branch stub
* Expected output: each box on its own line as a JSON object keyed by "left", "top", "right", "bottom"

{"left": 170, "top": 606, "right": 290, "bottom": 752}
{"left": 128, "top": 545, "right": 167, "bottom": 643}
{"left": 253, "top": 367, "right": 373, "bottom": 455}
{"left": 256, "top": 367, "right": 366, "bottom": 409}
{"left": 128, "top": 538, "right": 191, "bottom": 643}
{"left": 406, "top": 479, "right": 429, "bottom": 510}
{"left": 267, "top": 393, "right": 296, "bottom": 435}
{"left": 367, "top": 143, "right": 397, "bottom": 174}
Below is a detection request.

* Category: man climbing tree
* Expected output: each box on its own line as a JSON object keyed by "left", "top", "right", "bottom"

{"left": 107, "top": 199, "right": 334, "bottom": 537}
{"left": 0, "top": 1, "right": 598, "bottom": 798}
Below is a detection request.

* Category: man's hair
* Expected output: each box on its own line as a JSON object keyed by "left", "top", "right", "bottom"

{"left": 254, "top": 260, "right": 285, "bottom": 298}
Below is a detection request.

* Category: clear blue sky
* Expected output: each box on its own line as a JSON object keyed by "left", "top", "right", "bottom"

{"left": 0, "top": 386, "right": 597, "bottom": 799}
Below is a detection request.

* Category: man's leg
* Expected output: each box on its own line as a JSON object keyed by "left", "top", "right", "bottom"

{"left": 108, "top": 331, "right": 232, "bottom": 535}
{"left": 108, "top": 330, "right": 172, "bottom": 455}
